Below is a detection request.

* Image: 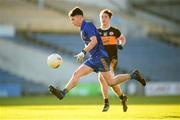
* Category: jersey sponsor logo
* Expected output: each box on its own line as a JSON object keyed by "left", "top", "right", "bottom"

{"left": 101, "top": 36, "right": 117, "bottom": 45}
{"left": 98, "top": 27, "right": 120, "bottom": 45}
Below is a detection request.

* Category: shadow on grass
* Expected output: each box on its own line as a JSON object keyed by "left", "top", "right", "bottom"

{"left": 0, "top": 95, "right": 180, "bottom": 106}
{"left": 163, "top": 115, "right": 180, "bottom": 119}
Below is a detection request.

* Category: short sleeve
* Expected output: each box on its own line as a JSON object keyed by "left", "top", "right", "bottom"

{"left": 84, "top": 23, "right": 96, "bottom": 39}
{"left": 114, "top": 28, "right": 121, "bottom": 38}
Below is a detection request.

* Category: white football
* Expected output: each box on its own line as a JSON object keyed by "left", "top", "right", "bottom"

{"left": 47, "top": 53, "right": 62, "bottom": 69}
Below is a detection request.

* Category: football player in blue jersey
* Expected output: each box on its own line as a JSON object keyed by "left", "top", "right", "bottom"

{"left": 49, "top": 7, "right": 146, "bottom": 112}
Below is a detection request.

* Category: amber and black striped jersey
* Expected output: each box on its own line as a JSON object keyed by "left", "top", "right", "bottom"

{"left": 98, "top": 26, "right": 121, "bottom": 61}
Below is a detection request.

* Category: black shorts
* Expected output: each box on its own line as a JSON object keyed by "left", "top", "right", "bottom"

{"left": 104, "top": 45, "right": 118, "bottom": 70}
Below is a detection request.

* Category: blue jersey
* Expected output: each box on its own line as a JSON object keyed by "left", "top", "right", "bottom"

{"left": 80, "top": 20, "right": 108, "bottom": 59}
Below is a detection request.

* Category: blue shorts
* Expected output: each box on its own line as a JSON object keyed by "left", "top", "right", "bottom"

{"left": 84, "top": 57, "right": 110, "bottom": 73}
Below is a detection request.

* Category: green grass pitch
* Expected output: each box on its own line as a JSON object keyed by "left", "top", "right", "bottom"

{"left": 0, "top": 96, "right": 180, "bottom": 120}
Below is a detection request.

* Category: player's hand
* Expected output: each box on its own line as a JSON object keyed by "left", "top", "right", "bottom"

{"left": 117, "top": 35, "right": 126, "bottom": 50}
{"left": 117, "top": 40, "right": 124, "bottom": 50}
{"left": 74, "top": 51, "right": 85, "bottom": 63}
{"left": 118, "top": 44, "right": 123, "bottom": 50}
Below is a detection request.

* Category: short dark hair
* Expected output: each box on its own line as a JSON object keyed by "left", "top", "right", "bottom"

{"left": 68, "top": 7, "right": 83, "bottom": 17}
{"left": 100, "top": 9, "right": 112, "bottom": 18}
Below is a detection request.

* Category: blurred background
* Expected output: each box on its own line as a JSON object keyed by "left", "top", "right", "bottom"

{"left": 0, "top": 0, "right": 180, "bottom": 98}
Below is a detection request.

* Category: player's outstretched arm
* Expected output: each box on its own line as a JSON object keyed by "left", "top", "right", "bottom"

{"left": 75, "top": 36, "right": 97, "bottom": 63}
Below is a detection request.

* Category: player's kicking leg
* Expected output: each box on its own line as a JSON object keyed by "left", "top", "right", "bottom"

{"left": 100, "top": 69, "right": 146, "bottom": 91}
{"left": 49, "top": 64, "right": 94, "bottom": 100}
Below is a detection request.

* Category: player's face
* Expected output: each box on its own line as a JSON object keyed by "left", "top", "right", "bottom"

{"left": 69, "top": 16, "right": 81, "bottom": 27}
{"left": 100, "top": 13, "right": 111, "bottom": 26}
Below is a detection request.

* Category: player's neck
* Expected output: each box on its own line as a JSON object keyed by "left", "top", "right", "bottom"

{"left": 101, "top": 24, "right": 110, "bottom": 30}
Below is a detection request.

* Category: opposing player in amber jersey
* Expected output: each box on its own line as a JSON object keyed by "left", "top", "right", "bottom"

{"left": 98, "top": 9, "right": 128, "bottom": 112}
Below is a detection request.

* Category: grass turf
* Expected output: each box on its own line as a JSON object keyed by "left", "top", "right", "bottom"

{"left": 0, "top": 95, "right": 180, "bottom": 120}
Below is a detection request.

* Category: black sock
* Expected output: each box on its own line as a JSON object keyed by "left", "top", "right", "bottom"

{"left": 104, "top": 99, "right": 109, "bottom": 105}
{"left": 62, "top": 88, "right": 68, "bottom": 96}
{"left": 119, "top": 94, "right": 124, "bottom": 100}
